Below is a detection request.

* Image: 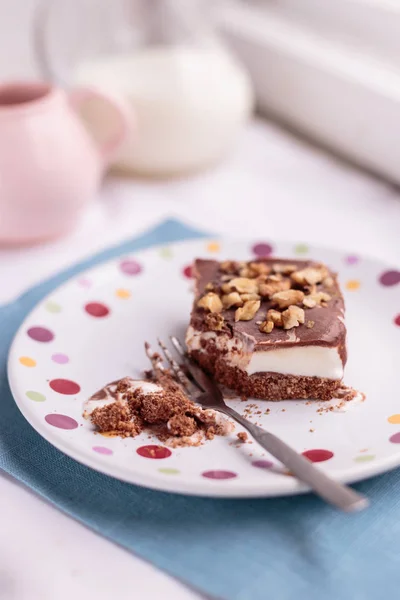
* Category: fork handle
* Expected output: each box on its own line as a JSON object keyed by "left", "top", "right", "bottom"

{"left": 220, "top": 406, "right": 368, "bottom": 512}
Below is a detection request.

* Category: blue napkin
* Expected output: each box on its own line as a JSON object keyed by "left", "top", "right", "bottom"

{"left": 1, "top": 219, "right": 400, "bottom": 600}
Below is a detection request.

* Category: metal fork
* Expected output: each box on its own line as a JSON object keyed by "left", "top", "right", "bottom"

{"left": 150, "top": 337, "right": 368, "bottom": 512}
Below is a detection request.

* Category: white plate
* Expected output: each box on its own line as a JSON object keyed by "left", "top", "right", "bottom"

{"left": 7, "top": 238, "right": 400, "bottom": 498}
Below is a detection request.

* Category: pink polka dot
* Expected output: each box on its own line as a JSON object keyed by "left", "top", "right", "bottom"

{"left": 120, "top": 259, "right": 142, "bottom": 276}
{"left": 45, "top": 414, "right": 78, "bottom": 429}
{"left": 379, "top": 270, "right": 400, "bottom": 286}
{"left": 78, "top": 277, "right": 92, "bottom": 288}
{"left": 182, "top": 264, "right": 193, "bottom": 279}
{"left": 389, "top": 432, "right": 400, "bottom": 444}
{"left": 93, "top": 446, "right": 113, "bottom": 455}
{"left": 252, "top": 242, "right": 274, "bottom": 257}
{"left": 345, "top": 255, "right": 359, "bottom": 265}
{"left": 202, "top": 470, "right": 237, "bottom": 480}
{"left": 136, "top": 445, "right": 172, "bottom": 459}
{"left": 302, "top": 449, "right": 334, "bottom": 462}
{"left": 51, "top": 353, "right": 69, "bottom": 364}
{"left": 49, "top": 379, "right": 81, "bottom": 395}
{"left": 27, "top": 326, "right": 54, "bottom": 343}
{"left": 84, "top": 302, "right": 110, "bottom": 318}
{"left": 252, "top": 460, "right": 273, "bottom": 469}
{"left": 394, "top": 315, "right": 400, "bottom": 327}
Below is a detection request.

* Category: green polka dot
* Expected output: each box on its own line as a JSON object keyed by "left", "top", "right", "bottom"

{"left": 158, "top": 468, "right": 180, "bottom": 475}
{"left": 26, "top": 391, "right": 46, "bottom": 402}
{"left": 159, "top": 247, "right": 173, "bottom": 259}
{"left": 294, "top": 243, "right": 309, "bottom": 254}
{"left": 45, "top": 301, "right": 62, "bottom": 313}
{"left": 354, "top": 454, "right": 375, "bottom": 463}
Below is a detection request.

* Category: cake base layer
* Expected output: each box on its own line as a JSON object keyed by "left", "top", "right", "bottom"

{"left": 190, "top": 349, "right": 341, "bottom": 401}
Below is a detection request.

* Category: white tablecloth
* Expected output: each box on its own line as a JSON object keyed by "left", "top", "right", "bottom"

{"left": 1, "top": 120, "right": 400, "bottom": 600}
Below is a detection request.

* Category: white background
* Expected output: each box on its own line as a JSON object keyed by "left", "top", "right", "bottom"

{"left": 1, "top": 3, "right": 400, "bottom": 599}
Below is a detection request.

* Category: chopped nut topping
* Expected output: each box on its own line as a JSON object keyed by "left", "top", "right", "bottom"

{"left": 251, "top": 262, "right": 271, "bottom": 275}
{"left": 222, "top": 291, "right": 243, "bottom": 309}
{"left": 239, "top": 262, "right": 271, "bottom": 278}
{"left": 267, "top": 274, "right": 283, "bottom": 282}
{"left": 272, "top": 263, "right": 297, "bottom": 275}
{"left": 306, "top": 320, "right": 315, "bottom": 329}
{"left": 235, "top": 300, "right": 261, "bottom": 322}
{"left": 291, "top": 266, "right": 328, "bottom": 286}
{"left": 197, "top": 292, "right": 223, "bottom": 313}
{"left": 259, "top": 320, "right": 274, "bottom": 333}
{"left": 219, "top": 260, "right": 240, "bottom": 274}
{"left": 205, "top": 313, "right": 224, "bottom": 331}
{"left": 267, "top": 309, "right": 283, "bottom": 327}
{"left": 323, "top": 276, "right": 334, "bottom": 288}
{"left": 303, "top": 291, "right": 331, "bottom": 308}
{"left": 259, "top": 278, "right": 291, "bottom": 298}
{"left": 303, "top": 296, "right": 317, "bottom": 308}
{"left": 205, "top": 282, "right": 215, "bottom": 291}
{"left": 271, "top": 289, "right": 305, "bottom": 309}
{"left": 238, "top": 266, "right": 254, "bottom": 278}
{"left": 222, "top": 277, "right": 259, "bottom": 294}
{"left": 240, "top": 293, "right": 261, "bottom": 302}
{"left": 282, "top": 305, "right": 305, "bottom": 329}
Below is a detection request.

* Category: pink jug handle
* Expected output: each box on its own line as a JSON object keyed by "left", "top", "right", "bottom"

{"left": 69, "top": 87, "right": 132, "bottom": 167}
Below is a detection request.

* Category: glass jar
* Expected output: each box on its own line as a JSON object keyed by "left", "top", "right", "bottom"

{"left": 35, "top": 0, "right": 254, "bottom": 177}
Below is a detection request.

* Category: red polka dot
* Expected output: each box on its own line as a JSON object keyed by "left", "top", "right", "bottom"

{"left": 389, "top": 432, "right": 400, "bottom": 444}
{"left": 136, "top": 445, "right": 172, "bottom": 459}
{"left": 120, "top": 259, "right": 142, "bottom": 276}
{"left": 45, "top": 414, "right": 78, "bottom": 429}
{"left": 49, "top": 379, "right": 81, "bottom": 395}
{"left": 252, "top": 460, "right": 273, "bottom": 469}
{"left": 84, "top": 302, "right": 110, "bottom": 318}
{"left": 302, "top": 449, "right": 334, "bottom": 462}
{"left": 27, "top": 326, "right": 54, "bottom": 342}
{"left": 252, "top": 242, "right": 274, "bottom": 257}
{"left": 202, "top": 470, "right": 237, "bottom": 480}
{"left": 394, "top": 315, "right": 400, "bottom": 327}
{"left": 182, "top": 264, "right": 193, "bottom": 279}
{"left": 379, "top": 270, "right": 400, "bottom": 286}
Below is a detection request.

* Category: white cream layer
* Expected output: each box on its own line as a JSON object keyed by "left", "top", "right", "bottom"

{"left": 186, "top": 327, "right": 343, "bottom": 380}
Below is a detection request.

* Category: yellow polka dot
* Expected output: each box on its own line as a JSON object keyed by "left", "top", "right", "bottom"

{"left": 206, "top": 241, "right": 220, "bottom": 253}
{"left": 346, "top": 279, "right": 361, "bottom": 291}
{"left": 159, "top": 247, "right": 173, "bottom": 259}
{"left": 388, "top": 414, "right": 400, "bottom": 424}
{"left": 354, "top": 454, "right": 375, "bottom": 463}
{"left": 116, "top": 288, "right": 131, "bottom": 299}
{"left": 19, "top": 356, "right": 36, "bottom": 367}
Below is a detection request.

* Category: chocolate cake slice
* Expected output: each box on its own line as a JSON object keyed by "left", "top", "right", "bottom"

{"left": 186, "top": 258, "right": 347, "bottom": 401}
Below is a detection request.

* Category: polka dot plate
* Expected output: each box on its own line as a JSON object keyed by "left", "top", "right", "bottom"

{"left": 7, "top": 238, "right": 400, "bottom": 498}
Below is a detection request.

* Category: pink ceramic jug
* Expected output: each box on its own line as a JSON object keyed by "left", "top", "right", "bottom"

{"left": 0, "top": 81, "right": 131, "bottom": 244}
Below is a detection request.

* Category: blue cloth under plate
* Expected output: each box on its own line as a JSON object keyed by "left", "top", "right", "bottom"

{"left": 1, "top": 219, "right": 399, "bottom": 600}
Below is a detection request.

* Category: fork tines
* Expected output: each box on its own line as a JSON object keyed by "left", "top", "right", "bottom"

{"left": 157, "top": 338, "right": 191, "bottom": 390}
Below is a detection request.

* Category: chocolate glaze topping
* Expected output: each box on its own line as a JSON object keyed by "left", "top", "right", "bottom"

{"left": 190, "top": 258, "right": 347, "bottom": 366}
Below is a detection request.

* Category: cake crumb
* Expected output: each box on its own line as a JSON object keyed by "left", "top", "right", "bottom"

{"left": 85, "top": 367, "right": 231, "bottom": 448}
{"left": 237, "top": 432, "right": 248, "bottom": 443}
{"left": 309, "top": 428, "right": 315, "bottom": 432}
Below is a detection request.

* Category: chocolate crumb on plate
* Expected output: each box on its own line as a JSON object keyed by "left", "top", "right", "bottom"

{"left": 84, "top": 366, "right": 232, "bottom": 447}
